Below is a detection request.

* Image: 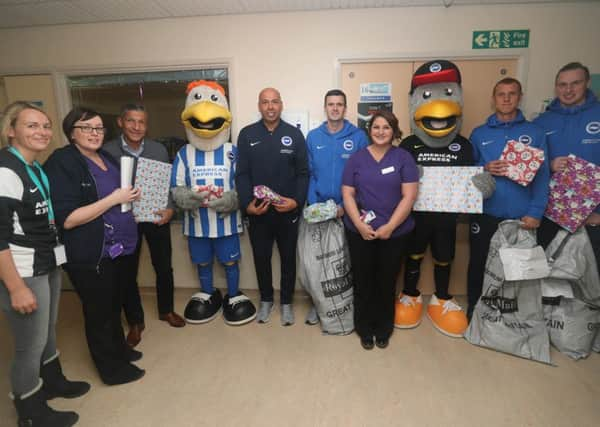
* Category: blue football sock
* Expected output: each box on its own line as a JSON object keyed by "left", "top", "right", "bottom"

{"left": 223, "top": 262, "right": 239, "bottom": 296}
{"left": 197, "top": 263, "right": 214, "bottom": 293}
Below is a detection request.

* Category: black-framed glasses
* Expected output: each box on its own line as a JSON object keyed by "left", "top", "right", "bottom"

{"left": 73, "top": 125, "right": 107, "bottom": 134}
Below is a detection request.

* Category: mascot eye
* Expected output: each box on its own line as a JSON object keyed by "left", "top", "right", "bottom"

{"left": 423, "top": 91, "right": 432, "bottom": 99}
{"left": 194, "top": 93, "right": 202, "bottom": 100}
{"left": 211, "top": 94, "right": 219, "bottom": 102}
{"left": 445, "top": 88, "right": 453, "bottom": 96}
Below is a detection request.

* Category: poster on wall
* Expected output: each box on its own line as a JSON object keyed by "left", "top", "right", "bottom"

{"left": 282, "top": 110, "right": 309, "bottom": 137}
{"left": 359, "top": 82, "right": 392, "bottom": 102}
{"left": 357, "top": 102, "right": 393, "bottom": 131}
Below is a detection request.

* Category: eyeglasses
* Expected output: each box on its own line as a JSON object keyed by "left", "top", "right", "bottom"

{"left": 73, "top": 125, "right": 107, "bottom": 134}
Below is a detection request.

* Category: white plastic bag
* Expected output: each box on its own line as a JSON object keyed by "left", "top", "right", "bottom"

{"left": 498, "top": 246, "right": 550, "bottom": 280}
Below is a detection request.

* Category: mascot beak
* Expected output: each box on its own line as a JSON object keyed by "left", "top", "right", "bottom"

{"left": 181, "top": 101, "right": 232, "bottom": 138}
{"left": 414, "top": 100, "right": 462, "bottom": 138}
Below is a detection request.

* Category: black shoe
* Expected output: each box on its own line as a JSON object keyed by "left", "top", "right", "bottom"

{"left": 375, "top": 337, "right": 389, "bottom": 349}
{"left": 184, "top": 289, "right": 223, "bottom": 324}
{"left": 102, "top": 364, "right": 145, "bottom": 386}
{"left": 360, "top": 336, "right": 374, "bottom": 350}
{"left": 127, "top": 348, "right": 143, "bottom": 362}
{"left": 41, "top": 357, "right": 91, "bottom": 400}
{"left": 13, "top": 387, "right": 79, "bottom": 427}
{"left": 223, "top": 292, "right": 257, "bottom": 326}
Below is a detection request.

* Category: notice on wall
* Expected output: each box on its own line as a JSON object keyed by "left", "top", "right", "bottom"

{"left": 357, "top": 102, "right": 393, "bottom": 131}
{"left": 359, "top": 82, "right": 392, "bottom": 102}
{"left": 282, "top": 110, "right": 309, "bottom": 137}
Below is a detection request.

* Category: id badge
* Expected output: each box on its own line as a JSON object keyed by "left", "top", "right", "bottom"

{"left": 108, "top": 242, "right": 124, "bottom": 259}
{"left": 54, "top": 244, "right": 67, "bottom": 266}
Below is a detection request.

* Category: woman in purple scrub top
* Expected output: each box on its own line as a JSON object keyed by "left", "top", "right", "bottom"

{"left": 44, "top": 107, "right": 145, "bottom": 386}
{"left": 342, "top": 110, "right": 419, "bottom": 350}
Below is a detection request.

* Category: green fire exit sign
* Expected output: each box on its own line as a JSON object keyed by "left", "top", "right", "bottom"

{"left": 472, "top": 30, "right": 529, "bottom": 49}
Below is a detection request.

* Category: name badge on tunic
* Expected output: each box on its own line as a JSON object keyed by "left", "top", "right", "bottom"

{"left": 381, "top": 166, "right": 395, "bottom": 175}
{"left": 54, "top": 244, "right": 67, "bottom": 266}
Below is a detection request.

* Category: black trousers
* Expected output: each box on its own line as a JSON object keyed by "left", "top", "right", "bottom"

{"left": 122, "top": 222, "right": 175, "bottom": 324}
{"left": 346, "top": 229, "right": 408, "bottom": 340}
{"left": 466, "top": 214, "right": 504, "bottom": 318}
{"left": 248, "top": 210, "right": 300, "bottom": 305}
{"left": 65, "top": 256, "right": 134, "bottom": 381}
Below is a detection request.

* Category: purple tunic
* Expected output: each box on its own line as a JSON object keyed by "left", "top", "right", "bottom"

{"left": 85, "top": 155, "right": 138, "bottom": 257}
{"left": 342, "top": 146, "right": 419, "bottom": 238}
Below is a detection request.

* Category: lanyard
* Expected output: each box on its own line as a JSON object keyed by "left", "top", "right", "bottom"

{"left": 8, "top": 146, "right": 55, "bottom": 224}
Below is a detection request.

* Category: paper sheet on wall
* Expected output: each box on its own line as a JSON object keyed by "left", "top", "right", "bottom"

{"left": 132, "top": 157, "right": 172, "bottom": 223}
{"left": 413, "top": 166, "right": 483, "bottom": 213}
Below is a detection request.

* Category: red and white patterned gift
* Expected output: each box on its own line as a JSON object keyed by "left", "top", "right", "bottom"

{"left": 499, "top": 140, "right": 545, "bottom": 187}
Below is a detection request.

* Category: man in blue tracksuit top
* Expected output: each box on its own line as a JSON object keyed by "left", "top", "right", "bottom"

{"left": 303, "top": 89, "right": 368, "bottom": 325}
{"left": 533, "top": 62, "right": 600, "bottom": 272}
{"left": 467, "top": 77, "right": 550, "bottom": 319}
{"left": 235, "top": 87, "right": 308, "bottom": 326}
{"left": 306, "top": 90, "right": 368, "bottom": 208}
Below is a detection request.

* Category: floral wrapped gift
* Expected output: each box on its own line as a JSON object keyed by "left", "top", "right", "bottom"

{"left": 544, "top": 155, "right": 600, "bottom": 233}
{"left": 253, "top": 185, "right": 284, "bottom": 205}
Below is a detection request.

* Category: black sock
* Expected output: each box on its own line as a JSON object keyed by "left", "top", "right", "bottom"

{"left": 403, "top": 256, "right": 422, "bottom": 297}
{"left": 433, "top": 263, "right": 451, "bottom": 300}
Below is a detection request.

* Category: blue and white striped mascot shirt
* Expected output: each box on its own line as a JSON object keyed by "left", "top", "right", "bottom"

{"left": 171, "top": 142, "right": 243, "bottom": 238}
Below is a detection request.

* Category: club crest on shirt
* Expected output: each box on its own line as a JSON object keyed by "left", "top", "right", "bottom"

{"left": 281, "top": 136, "right": 293, "bottom": 146}
{"left": 585, "top": 121, "right": 600, "bottom": 135}
{"left": 343, "top": 140, "right": 354, "bottom": 151}
{"left": 518, "top": 135, "right": 532, "bottom": 145}
{"left": 448, "top": 143, "right": 461, "bottom": 152}
{"left": 227, "top": 150, "right": 235, "bottom": 161}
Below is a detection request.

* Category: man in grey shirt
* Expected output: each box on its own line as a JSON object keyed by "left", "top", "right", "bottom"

{"left": 104, "top": 104, "right": 185, "bottom": 347}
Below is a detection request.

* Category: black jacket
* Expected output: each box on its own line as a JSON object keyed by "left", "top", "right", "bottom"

{"left": 44, "top": 144, "right": 119, "bottom": 268}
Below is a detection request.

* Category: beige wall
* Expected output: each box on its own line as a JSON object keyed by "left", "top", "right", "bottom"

{"left": 0, "top": 3, "right": 599, "bottom": 130}
{"left": 1, "top": 2, "right": 598, "bottom": 292}
{"left": 2, "top": 75, "right": 61, "bottom": 162}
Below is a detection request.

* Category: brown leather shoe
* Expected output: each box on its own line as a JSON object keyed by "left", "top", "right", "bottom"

{"left": 159, "top": 312, "right": 186, "bottom": 328}
{"left": 126, "top": 323, "right": 145, "bottom": 348}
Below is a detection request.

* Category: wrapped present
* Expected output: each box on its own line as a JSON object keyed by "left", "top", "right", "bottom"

{"left": 413, "top": 166, "right": 483, "bottom": 213}
{"left": 499, "top": 140, "right": 545, "bottom": 187}
{"left": 303, "top": 200, "right": 338, "bottom": 223}
{"left": 359, "top": 209, "right": 376, "bottom": 224}
{"left": 192, "top": 184, "right": 224, "bottom": 206}
{"left": 544, "top": 155, "right": 600, "bottom": 233}
{"left": 132, "top": 157, "right": 172, "bottom": 222}
{"left": 253, "top": 185, "right": 284, "bottom": 205}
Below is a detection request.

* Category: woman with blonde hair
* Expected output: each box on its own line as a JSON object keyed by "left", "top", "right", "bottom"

{"left": 1, "top": 101, "right": 88, "bottom": 427}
